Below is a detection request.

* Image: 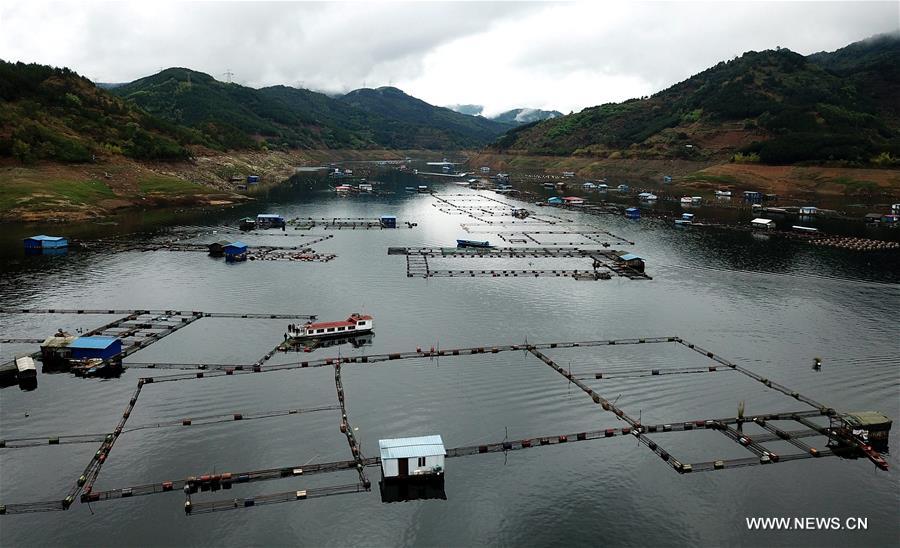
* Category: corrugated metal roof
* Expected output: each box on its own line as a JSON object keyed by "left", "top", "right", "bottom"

{"left": 619, "top": 253, "right": 642, "bottom": 261}
{"left": 27, "top": 235, "right": 65, "bottom": 241}
{"left": 257, "top": 214, "right": 283, "bottom": 219}
{"left": 379, "top": 435, "right": 446, "bottom": 460}
{"left": 751, "top": 218, "right": 774, "bottom": 224}
{"left": 41, "top": 336, "right": 77, "bottom": 347}
{"left": 69, "top": 336, "right": 120, "bottom": 350}
{"left": 225, "top": 241, "right": 248, "bottom": 249}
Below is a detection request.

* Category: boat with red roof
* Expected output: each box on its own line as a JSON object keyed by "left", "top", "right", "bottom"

{"left": 288, "top": 313, "right": 374, "bottom": 340}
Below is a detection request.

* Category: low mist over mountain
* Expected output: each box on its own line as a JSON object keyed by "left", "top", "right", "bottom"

{"left": 491, "top": 108, "right": 563, "bottom": 125}
{"left": 445, "top": 104, "right": 484, "bottom": 116}
{"left": 446, "top": 104, "right": 563, "bottom": 125}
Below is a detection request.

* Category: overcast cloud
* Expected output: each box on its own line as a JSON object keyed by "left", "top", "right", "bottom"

{"left": 1, "top": 1, "right": 897, "bottom": 115}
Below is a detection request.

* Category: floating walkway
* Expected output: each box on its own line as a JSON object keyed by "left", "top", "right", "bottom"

{"left": 288, "top": 217, "right": 416, "bottom": 230}
{"left": 389, "top": 247, "right": 651, "bottom": 280}
{"left": 0, "top": 333, "right": 889, "bottom": 516}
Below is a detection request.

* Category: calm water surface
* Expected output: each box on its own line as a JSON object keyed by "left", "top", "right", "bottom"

{"left": 1, "top": 169, "right": 898, "bottom": 547}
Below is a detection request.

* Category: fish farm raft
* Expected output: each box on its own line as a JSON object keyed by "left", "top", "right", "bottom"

{"left": 0, "top": 308, "right": 891, "bottom": 516}
{"left": 1, "top": 185, "right": 895, "bottom": 534}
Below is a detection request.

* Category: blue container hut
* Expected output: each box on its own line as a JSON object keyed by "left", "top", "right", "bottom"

{"left": 547, "top": 196, "right": 563, "bottom": 205}
{"left": 247, "top": 175, "right": 260, "bottom": 184}
{"left": 224, "top": 241, "right": 249, "bottom": 262}
{"left": 24, "top": 235, "right": 68, "bottom": 250}
{"left": 69, "top": 336, "right": 122, "bottom": 360}
{"left": 256, "top": 214, "right": 285, "bottom": 228}
{"left": 625, "top": 207, "right": 640, "bottom": 219}
{"left": 380, "top": 215, "right": 397, "bottom": 228}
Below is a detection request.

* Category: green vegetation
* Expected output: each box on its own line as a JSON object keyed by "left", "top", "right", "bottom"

{"left": 0, "top": 169, "right": 115, "bottom": 213}
{"left": 0, "top": 61, "right": 197, "bottom": 162}
{"left": 113, "top": 72, "right": 513, "bottom": 150}
{"left": 138, "top": 175, "right": 218, "bottom": 195}
{"left": 732, "top": 152, "right": 761, "bottom": 163}
{"left": 494, "top": 33, "right": 900, "bottom": 166}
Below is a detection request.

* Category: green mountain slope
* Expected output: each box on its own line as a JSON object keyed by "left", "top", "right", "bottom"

{"left": 340, "top": 86, "right": 514, "bottom": 148}
{"left": 112, "top": 70, "right": 512, "bottom": 150}
{"left": 0, "top": 61, "right": 198, "bottom": 162}
{"left": 112, "top": 68, "right": 352, "bottom": 149}
{"left": 495, "top": 34, "right": 900, "bottom": 166}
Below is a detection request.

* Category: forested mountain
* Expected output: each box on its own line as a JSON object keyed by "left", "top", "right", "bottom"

{"left": 495, "top": 33, "right": 900, "bottom": 166}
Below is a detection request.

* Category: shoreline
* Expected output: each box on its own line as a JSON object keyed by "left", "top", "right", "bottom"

{"left": 4, "top": 148, "right": 899, "bottom": 223}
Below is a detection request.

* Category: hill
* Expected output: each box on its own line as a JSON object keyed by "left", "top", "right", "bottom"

{"left": 0, "top": 61, "right": 199, "bottom": 163}
{"left": 112, "top": 71, "right": 512, "bottom": 150}
{"left": 491, "top": 108, "right": 562, "bottom": 125}
{"left": 494, "top": 34, "right": 900, "bottom": 167}
{"left": 340, "top": 86, "right": 514, "bottom": 148}
{"left": 111, "top": 68, "right": 361, "bottom": 150}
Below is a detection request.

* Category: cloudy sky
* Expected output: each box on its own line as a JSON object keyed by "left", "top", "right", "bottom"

{"left": 1, "top": 1, "right": 897, "bottom": 115}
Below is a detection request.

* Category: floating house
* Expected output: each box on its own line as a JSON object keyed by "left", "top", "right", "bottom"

{"left": 681, "top": 213, "right": 695, "bottom": 221}
{"left": 596, "top": 184, "right": 608, "bottom": 191}
{"left": 547, "top": 196, "right": 563, "bottom": 205}
{"left": 256, "top": 214, "right": 285, "bottom": 228}
{"left": 379, "top": 435, "right": 446, "bottom": 481}
{"left": 638, "top": 192, "right": 658, "bottom": 201}
{"left": 41, "top": 334, "right": 77, "bottom": 364}
{"left": 751, "top": 218, "right": 775, "bottom": 230}
{"left": 15, "top": 356, "right": 36, "bottom": 380}
{"left": 743, "top": 191, "right": 763, "bottom": 203}
{"left": 582, "top": 182, "right": 596, "bottom": 190}
{"left": 624, "top": 207, "right": 640, "bottom": 219}
{"left": 616, "top": 253, "right": 645, "bottom": 273}
{"left": 864, "top": 213, "right": 883, "bottom": 223}
{"left": 24, "top": 235, "right": 68, "bottom": 250}
{"left": 380, "top": 216, "right": 397, "bottom": 229}
{"left": 224, "top": 242, "right": 249, "bottom": 262}
{"left": 247, "top": 175, "right": 260, "bottom": 184}
{"left": 563, "top": 196, "right": 585, "bottom": 205}
{"left": 207, "top": 239, "right": 233, "bottom": 256}
{"left": 839, "top": 412, "right": 892, "bottom": 449}
{"left": 69, "top": 336, "right": 122, "bottom": 361}
{"left": 562, "top": 171, "right": 575, "bottom": 178}
{"left": 617, "top": 184, "right": 629, "bottom": 192}
{"left": 480, "top": 166, "right": 491, "bottom": 173}
{"left": 799, "top": 206, "right": 818, "bottom": 216}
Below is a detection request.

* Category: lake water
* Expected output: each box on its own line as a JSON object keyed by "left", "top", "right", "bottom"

{"left": 1, "top": 167, "right": 898, "bottom": 547}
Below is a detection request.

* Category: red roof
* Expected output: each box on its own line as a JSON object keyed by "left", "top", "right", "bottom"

{"left": 307, "top": 314, "right": 372, "bottom": 330}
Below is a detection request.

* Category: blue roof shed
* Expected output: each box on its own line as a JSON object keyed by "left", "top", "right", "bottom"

{"left": 380, "top": 215, "right": 397, "bottom": 228}
{"left": 69, "top": 336, "right": 122, "bottom": 360}
{"left": 548, "top": 197, "right": 563, "bottom": 204}
{"left": 224, "top": 241, "right": 248, "bottom": 255}
{"left": 24, "top": 235, "right": 68, "bottom": 249}
{"left": 625, "top": 207, "right": 640, "bottom": 219}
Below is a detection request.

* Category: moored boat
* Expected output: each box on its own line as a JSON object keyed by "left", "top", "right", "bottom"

{"left": 288, "top": 313, "right": 374, "bottom": 340}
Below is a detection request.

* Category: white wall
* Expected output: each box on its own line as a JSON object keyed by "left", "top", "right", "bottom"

{"left": 382, "top": 455, "right": 445, "bottom": 478}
